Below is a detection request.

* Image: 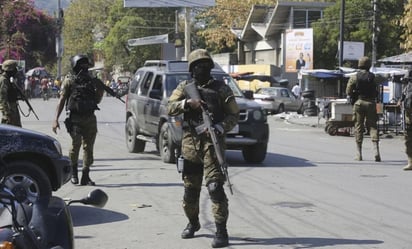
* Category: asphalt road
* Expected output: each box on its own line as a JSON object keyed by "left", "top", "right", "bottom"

{"left": 22, "top": 97, "right": 412, "bottom": 249}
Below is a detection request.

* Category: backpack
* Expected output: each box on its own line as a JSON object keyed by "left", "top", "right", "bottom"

{"left": 66, "top": 75, "right": 98, "bottom": 114}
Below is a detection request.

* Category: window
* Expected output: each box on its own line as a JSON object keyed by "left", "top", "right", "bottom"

{"left": 293, "top": 9, "right": 323, "bottom": 28}
{"left": 130, "top": 71, "right": 144, "bottom": 94}
{"left": 140, "top": 72, "right": 153, "bottom": 96}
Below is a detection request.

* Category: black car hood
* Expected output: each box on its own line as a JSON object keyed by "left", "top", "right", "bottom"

{"left": 0, "top": 124, "right": 57, "bottom": 156}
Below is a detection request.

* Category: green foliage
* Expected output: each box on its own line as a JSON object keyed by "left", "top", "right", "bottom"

{"left": 312, "top": 0, "right": 405, "bottom": 69}
{"left": 0, "top": 0, "right": 56, "bottom": 70}
{"left": 400, "top": 0, "right": 412, "bottom": 50}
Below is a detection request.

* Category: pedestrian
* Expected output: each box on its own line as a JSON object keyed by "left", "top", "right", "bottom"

{"left": 168, "top": 49, "right": 239, "bottom": 248}
{"left": 291, "top": 82, "right": 302, "bottom": 98}
{"left": 24, "top": 76, "right": 32, "bottom": 99}
{"left": 52, "top": 54, "right": 104, "bottom": 186}
{"left": 346, "top": 56, "right": 383, "bottom": 162}
{"left": 0, "top": 60, "right": 22, "bottom": 127}
{"left": 398, "top": 71, "right": 412, "bottom": 170}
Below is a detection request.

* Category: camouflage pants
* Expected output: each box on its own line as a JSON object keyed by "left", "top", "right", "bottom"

{"left": 1, "top": 103, "right": 21, "bottom": 127}
{"left": 353, "top": 99, "right": 379, "bottom": 143}
{"left": 68, "top": 113, "right": 97, "bottom": 171}
{"left": 181, "top": 130, "right": 228, "bottom": 224}
{"left": 404, "top": 108, "right": 412, "bottom": 159}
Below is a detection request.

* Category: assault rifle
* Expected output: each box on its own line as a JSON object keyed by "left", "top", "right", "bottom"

{"left": 184, "top": 82, "right": 233, "bottom": 195}
{"left": 91, "top": 77, "right": 125, "bottom": 103}
{"left": 10, "top": 77, "right": 39, "bottom": 120}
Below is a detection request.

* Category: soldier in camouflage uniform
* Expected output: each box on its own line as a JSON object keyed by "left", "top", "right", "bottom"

{"left": 346, "top": 56, "right": 384, "bottom": 162}
{"left": 0, "top": 60, "right": 22, "bottom": 127}
{"left": 52, "top": 54, "right": 104, "bottom": 186}
{"left": 398, "top": 71, "right": 412, "bottom": 170}
{"left": 168, "top": 49, "right": 239, "bottom": 248}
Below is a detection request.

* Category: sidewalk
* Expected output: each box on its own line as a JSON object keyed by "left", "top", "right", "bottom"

{"left": 271, "top": 112, "right": 326, "bottom": 128}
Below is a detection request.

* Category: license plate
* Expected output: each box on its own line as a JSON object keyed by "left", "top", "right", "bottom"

{"left": 227, "top": 124, "right": 239, "bottom": 134}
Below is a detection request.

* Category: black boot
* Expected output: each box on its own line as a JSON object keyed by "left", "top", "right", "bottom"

{"left": 211, "top": 222, "right": 229, "bottom": 248}
{"left": 80, "top": 168, "right": 95, "bottom": 186}
{"left": 181, "top": 220, "right": 200, "bottom": 239}
{"left": 71, "top": 165, "right": 79, "bottom": 184}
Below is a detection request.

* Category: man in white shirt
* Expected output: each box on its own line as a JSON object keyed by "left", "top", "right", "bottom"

{"left": 291, "top": 82, "right": 301, "bottom": 98}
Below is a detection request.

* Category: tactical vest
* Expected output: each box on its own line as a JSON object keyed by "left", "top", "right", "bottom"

{"left": 0, "top": 75, "right": 18, "bottom": 102}
{"left": 184, "top": 80, "right": 225, "bottom": 126}
{"left": 404, "top": 82, "right": 412, "bottom": 109}
{"left": 66, "top": 74, "right": 99, "bottom": 115}
{"left": 357, "top": 71, "right": 377, "bottom": 100}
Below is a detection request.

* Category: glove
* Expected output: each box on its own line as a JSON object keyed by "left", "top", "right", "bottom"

{"left": 213, "top": 123, "right": 224, "bottom": 135}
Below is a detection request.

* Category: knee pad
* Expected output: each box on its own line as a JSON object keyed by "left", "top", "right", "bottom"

{"left": 207, "top": 181, "right": 226, "bottom": 202}
{"left": 184, "top": 187, "right": 200, "bottom": 204}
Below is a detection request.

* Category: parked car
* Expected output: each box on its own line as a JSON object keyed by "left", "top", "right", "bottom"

{"left": 0, "top": 125, "right": 71, "bottom": 204}
{"left": 125, "top": 60, "right": 269, "bottom": 164}
{"left": 253, "top": 87, "right": 304, "bottom": 115}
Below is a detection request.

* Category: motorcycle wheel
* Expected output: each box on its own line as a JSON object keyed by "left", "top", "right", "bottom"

{"left": 2, "top": 160, "right": 52, "bottom": 204}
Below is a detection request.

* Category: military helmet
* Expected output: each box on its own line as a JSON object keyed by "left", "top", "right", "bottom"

{"left": 187, "top": 49, "right": 214, "bottom": 72}
{"left": 2, "top": 60, "right": 18, "bottom": 72}
{"left": 70, "top": 54, "right": 91, "bottom": 70}
{"left": 358, "top": 56, "right": 371, "bottom": 69}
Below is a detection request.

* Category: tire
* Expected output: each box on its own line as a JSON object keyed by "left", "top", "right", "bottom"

{"left": 159, "top": 122, "right": 178, "bottom": 163}
{"left": 126, "top": 117, "right": 145, "bottom": 153}
{"left": 242, "top": 143, "right": 267, "bottom": 163}
{"left": 277, "top": 104, "right": 285, "bottom": 114}
{"left": 2, "top": 160, "right": 52, "bottom": 204}
{"left": 327, "top": 125, "right": 338, "bottom": 136}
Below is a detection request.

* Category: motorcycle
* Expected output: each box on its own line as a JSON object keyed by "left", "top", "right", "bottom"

{"left": 0, "top": 185, "right": 108, "bottom": 249}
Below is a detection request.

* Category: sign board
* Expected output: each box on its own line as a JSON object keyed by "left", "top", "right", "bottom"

{"left": 343, "top": 41, "right": 364, "bottom": 60}
{"left": 128, "top": 34, "right": 169, "bottom": 47}
{"left": 285, "top": 28, "right": 314, "bottom": 73}
{"left": 124, "top": 0, "right": 215, "bottom": 7}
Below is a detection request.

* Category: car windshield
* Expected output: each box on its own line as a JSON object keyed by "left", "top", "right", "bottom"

{"left": 165, "top": 73, "right": 244, "bottom": 98}
{"left": 257, "top": 88, "right": 278, "bottom": 96}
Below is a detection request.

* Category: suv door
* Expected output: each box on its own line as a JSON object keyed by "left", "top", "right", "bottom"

{"left": 137, "top": 71, "right": 154, "bottom": 134}
{"left": 146, "top": 74, "right": 164, "bottom": 134}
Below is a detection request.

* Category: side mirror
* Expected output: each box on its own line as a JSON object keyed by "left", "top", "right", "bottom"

{"left": 80, "top": 189, "right": 108, "bottom": 208}
{"left": 243, "top": 90, "right": 254, "bottom": 99}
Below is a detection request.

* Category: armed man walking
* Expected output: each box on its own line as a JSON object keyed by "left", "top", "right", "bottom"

{"left": 398, "top": 71, "right": 412, "bottom": 170}
{"left": 0, "top": 60, "right": 22, "bottom": 127}
{"left": 52, "top": 54, "right": 104, "bottom": 186}
{"left": 168, "top": 49, "right": 239, "bottom": 248}
{"left": 346, "top": 56, "right": 383, "bottom": 162}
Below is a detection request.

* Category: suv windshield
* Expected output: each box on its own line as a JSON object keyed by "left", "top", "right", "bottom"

{"left": 165, "top": 73, "right": 244, "bottom": 97}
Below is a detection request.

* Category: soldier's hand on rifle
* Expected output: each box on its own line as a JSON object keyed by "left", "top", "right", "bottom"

{"left": 213, "top": 123, "right": 224, "bottom": 135}
{"left": 52, "top": 120, "right": 60, "bottom": 134}
{"left": 186, "top": 98, "right": 203, "bottom": 110}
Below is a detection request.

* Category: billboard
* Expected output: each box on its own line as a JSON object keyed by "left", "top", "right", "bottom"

{"left": 285, "top": 28, "right": 313, "bottom": 73}
{"left": 342, "top": 41, "right": 364, "bottom": 60}
{"left": 128, "top": 34, "right": 169, "bottom": 46}
{"left": 124, "top": 0, "right": 215, "bottom": 7}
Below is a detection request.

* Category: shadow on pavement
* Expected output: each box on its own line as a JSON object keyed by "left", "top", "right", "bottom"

{"left": 226, "top": 151, "right": 315, "bottom": 168}
{"left": 70, "top": 206, "right": 128, "bottom": 227}
{"left": 228, "top": 236, "right": 383, "bottom": 248}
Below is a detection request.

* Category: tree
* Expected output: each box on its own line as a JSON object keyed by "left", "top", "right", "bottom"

{"left": 195, "top": 0, "right": 276, "bottom": 53}
{"left": 400, "top": 0, "right": 412, "bottom": 51}
{"left": 0, "top": 0, "right": 56, "bottom": 69}
{"left": 312, "top": 0, "right": 404, "bottom": 69}
{"left": 62, "top": 0, "right": 112, "bottom": 73}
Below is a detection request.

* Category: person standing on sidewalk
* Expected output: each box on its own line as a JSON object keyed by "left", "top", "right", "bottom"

{"left": 0, "top": 60, "right": 22, "bottom": 127}
{"left": 52, "top": 54, "right": 104, "bottom": 185}
{"left": 168, "top": 49, "right": 239, "bottom": 248}
{"left": 346, "top": 56, "right": 383, "bottom": 162}
{"left": 398, "top": 71, "right": 412, "bottom": 170}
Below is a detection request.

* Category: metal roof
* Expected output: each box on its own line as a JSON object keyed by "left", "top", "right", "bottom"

{"left": 232, "top": 1, "right": 334, "bottom": 42}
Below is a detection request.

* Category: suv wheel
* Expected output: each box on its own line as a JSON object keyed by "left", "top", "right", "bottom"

{"left": 2, "top": 160, "right": 52, "bottom": 204}
{"left": 242, "top": 143, "right": 267, "bottom": 163}
{"left": 126, "top": 117, "right": 145, "bottom": 153}
{"left": 159, "top": 123, "right": 177, "bottom": 163}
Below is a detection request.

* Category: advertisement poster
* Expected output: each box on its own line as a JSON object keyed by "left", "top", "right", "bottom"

{"left": 285, "top": 28, "right": 313, "bottom": 73}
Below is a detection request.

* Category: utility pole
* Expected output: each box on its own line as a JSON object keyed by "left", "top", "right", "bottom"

{"left": 371, "top": 0, "right": 377, "bottom": 67}
{"left": 184, "top": 7, "right": 191, "bottom": 60}
{"left": 56, "top": 0, "right": 64, "bottom": 80}
{"left": 339, "top": 0, "right": 345, "bottom": 67}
